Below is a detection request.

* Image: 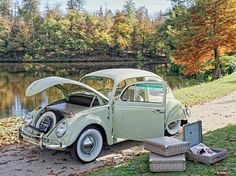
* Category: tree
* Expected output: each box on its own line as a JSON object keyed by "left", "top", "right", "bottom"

{"left": 0, "top": 0, "right": 11, "bottom": 16}
{"left": 20, "top": 0, "right": 39, "bottom": 18}
{"left": 146, "top": 15, "right": 168, "bottom": 57}
{"left": 111, "top": 11, "right": 132, "bottom": 56}
{"left": 123, "top": 0, "right": 136, "bottom": 23}
{"left": 19, "top": 0, "right": 39, "bottom": 40}
{"left": 132, "top": 6, "right": 152, "bottom": 54}
{"left": 67, "top": 0, "right": 86, "bottom": 11}
{"left": 98, "top": 6, "right": 103, "bottom": 18}
{"left": 173, "top": 0, "right": 236, "bottom": 79}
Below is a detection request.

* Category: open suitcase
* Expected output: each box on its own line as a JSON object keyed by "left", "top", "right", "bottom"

{"left": 183, "top": 121, "right": 228, "bottom": 164}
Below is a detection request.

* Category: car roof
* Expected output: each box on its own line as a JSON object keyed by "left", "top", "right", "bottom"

{"left": 83, "top": 68, "right": 162, "bottom": 85}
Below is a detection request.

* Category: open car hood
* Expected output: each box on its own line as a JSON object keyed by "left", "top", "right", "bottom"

{"left": 25, "top": 76, "right": 108, "bottom": 100}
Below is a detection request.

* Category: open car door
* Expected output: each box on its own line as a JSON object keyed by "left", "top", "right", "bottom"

{"left": 113, "top": 82, "right": 167, "bottom": 141}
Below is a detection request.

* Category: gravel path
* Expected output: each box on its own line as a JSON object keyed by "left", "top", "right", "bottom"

{"left": 189, "top": 91, "right": 236, "bottom": 133}
{"left": 0, "top": 91, "right": 235, "bottom": 176}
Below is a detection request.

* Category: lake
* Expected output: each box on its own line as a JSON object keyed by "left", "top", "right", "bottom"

{"left": 0, "top": 62, "right": 198, "bottom": 118}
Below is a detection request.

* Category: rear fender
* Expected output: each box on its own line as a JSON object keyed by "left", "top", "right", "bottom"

{"left": 166, "top": 105, "right": 187, "bottom": 127}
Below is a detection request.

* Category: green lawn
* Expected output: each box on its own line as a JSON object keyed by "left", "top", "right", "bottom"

{"left": 173, "top": 72, "right": 236, "bottom": 106}
{"left": 89, "top": 125, "right": 236, "bottom": 176}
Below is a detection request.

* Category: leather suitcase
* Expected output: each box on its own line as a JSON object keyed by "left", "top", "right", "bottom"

{"left": 145, "top": 136, "right": 189, "bottom": 157}
{"left": 149, "top": 153, "right": 186, "bottom": 172}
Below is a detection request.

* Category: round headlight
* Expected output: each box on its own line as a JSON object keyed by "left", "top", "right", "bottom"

{"left": 24, "top": 114, "right": 33, "bottom": 126}
{"left": 55, "top": 122, "right": 67, "bottom": 138}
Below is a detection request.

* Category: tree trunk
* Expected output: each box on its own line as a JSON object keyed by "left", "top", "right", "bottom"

{"left": 213, "top": 47, "right": 221, "bottom": 80}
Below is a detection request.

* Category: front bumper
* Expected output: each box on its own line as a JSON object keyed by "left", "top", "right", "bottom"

{"left": 18, "top": 128, "right": 66, "bottom": 150}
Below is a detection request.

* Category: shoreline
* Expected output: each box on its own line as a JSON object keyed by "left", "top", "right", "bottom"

{"left": 0, "top": 54, "right": 168, "bottom": 64}
{"left": 0, "top": 59, "right": 168, "bottom": 64}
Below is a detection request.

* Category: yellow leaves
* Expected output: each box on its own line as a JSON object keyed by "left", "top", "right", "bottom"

{"left": 111, "top": 12, "right": 133, "bottom": 50}
{"left": 0, "top": 117, "right": 23, "bottom": 147}
{"left": 0, "top": 17, "right": 11, "bottom": 33}
{"left": 117, "top": 36, "right": 130, "bottom": 49}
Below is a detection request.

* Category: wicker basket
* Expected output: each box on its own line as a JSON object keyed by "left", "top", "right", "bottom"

{"left": 145, "top": 137, "right": 189, "bottom": 157}
{"left": 183, "top": 121, "right": 228, "bottom": 164}
{"left": 149, "top": 153, "right": 186, "bottom": 172}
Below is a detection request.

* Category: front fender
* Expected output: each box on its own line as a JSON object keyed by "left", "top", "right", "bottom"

{"left": 52, "top": 114, "right": 113, "bottom": 147}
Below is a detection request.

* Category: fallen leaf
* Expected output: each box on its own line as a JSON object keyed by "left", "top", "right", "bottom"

{"left": 215, "top": 170, "right": 229, "bottom": 176}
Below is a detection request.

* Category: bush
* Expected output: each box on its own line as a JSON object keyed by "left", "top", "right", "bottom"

{"left": 220, "top": 55, "right": 236, "bottom": 74}
{"left": 23, "top": 54, "right": 33, "bottom": 61}
{"left": 169, "top": 61, "right": 184, "bottom": 75}
{"left": 207, "top": 55, "right": 236, "bottom": 76}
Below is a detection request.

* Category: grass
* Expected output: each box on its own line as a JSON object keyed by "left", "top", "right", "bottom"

{"left": 173, "top": 72, "right": 236, "bottom": 106}
{"left": 0, "top": 117, "right": 23, "bottom": 148}
{"left": 89, "top": 125, "right": 236, "bottom": 176}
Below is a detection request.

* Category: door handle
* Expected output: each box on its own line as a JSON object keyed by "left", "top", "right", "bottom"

{"left": 152, "top": 109, "right": 165, "bottom": 113}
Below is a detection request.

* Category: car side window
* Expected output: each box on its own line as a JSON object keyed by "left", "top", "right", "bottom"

{"left": 115, "top": 77, "right": 145, "bottom": 96}
{"left": 121, "top": 83, "right": 165, "bottom": 103}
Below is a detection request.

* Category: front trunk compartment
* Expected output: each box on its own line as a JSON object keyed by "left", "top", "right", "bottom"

{"left": 30, "top": 93, "right": 101, "bottom": 135}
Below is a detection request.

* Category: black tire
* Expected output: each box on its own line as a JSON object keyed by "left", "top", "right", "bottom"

{"left": 71, "top": 126, "right": 103, "bottom": 163}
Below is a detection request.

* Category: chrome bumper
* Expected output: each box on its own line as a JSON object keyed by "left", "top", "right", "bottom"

{"left": 18, "top": 128, "right": 66, "bottom": 150}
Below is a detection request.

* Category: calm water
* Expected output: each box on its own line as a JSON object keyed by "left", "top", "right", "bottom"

{"left": 0, "top": 62, "right": 198, "bottom": 118}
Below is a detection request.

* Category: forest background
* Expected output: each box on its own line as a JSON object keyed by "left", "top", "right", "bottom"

{"left": 0, "top": 0, "right": 236, "bottom": 79}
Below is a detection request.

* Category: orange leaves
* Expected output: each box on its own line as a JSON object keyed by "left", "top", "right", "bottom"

{"left": 173, "top": 0, "right": 236, "bottom": 75}
{"left": 0, "top": 117, "right": 23, "bottom": 147}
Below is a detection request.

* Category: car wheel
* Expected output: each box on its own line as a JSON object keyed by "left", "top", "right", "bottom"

{"left": 71, "top": 126, "right": 103, "bottom": 163}
{"left": 165, "top": 120, "right": 181, "bottom": 136}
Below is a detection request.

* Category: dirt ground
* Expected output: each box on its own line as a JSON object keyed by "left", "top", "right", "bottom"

{"left": 0, "top": 91, "right": 235, "bottom": 176}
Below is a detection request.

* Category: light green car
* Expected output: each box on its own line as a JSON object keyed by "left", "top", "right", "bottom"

{"left": 19, "top": 68, "right": 190, "bottom": 162}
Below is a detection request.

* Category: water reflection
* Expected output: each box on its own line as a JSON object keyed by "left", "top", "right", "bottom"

{"left": 0, "top": 63, "right": 198, "bottom": 118}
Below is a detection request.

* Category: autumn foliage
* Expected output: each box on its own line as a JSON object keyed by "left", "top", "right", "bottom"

{"left": 0, "top": 118, "right": 22, "bottom": 147}
{"left": 173, "top": 0, "right": 236, "bottom": 77}
{"left": 0, "top": 0, "right": 161, "bottom": 59}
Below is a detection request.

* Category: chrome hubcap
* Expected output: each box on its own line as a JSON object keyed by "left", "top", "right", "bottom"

{"left": 81, "top": 135, "right": 96, "bottom": 154}
{"left": 169, "top": 121, "right": 178, "bottom": 129}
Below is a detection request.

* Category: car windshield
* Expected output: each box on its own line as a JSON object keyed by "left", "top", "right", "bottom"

{"left": 80, "top": 76, "right": 114, "bottom": 97}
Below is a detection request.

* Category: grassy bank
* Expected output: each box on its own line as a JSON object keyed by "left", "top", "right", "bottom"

{"left": 173, "top": 72, "right": 236, "bottom": 106}
{"left": 90, "top": 125, "right": 236, "bottom": 176}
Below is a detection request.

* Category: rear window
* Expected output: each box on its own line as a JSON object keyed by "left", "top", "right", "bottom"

{"left": 81, "top": 76, "right": 114, "bottom": 97}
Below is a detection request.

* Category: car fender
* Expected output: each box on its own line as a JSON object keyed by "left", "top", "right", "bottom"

{"left": 59, "top": 114, "right": 113, "bottom": 147}
{"left": 165, "top": 102, "right": 187, "bottom": 127}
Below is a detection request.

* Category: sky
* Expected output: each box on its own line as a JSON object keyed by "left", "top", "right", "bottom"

{"left": 40, "top": 0, "right": 172, "bottom": 16}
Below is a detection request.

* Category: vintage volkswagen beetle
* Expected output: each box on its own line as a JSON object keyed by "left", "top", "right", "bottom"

{"left": 19, "top": 68, "right": 189, "bottom": 162}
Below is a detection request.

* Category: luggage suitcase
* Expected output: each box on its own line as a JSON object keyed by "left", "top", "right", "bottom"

{"left": 144, "top": 136, "right": 189, "bottom": 156}
{"left": 149, "top": 153, "right": 186, "bottom": 172}
{"left": 183, "top": 121, "right": 227, "bottom": 164}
